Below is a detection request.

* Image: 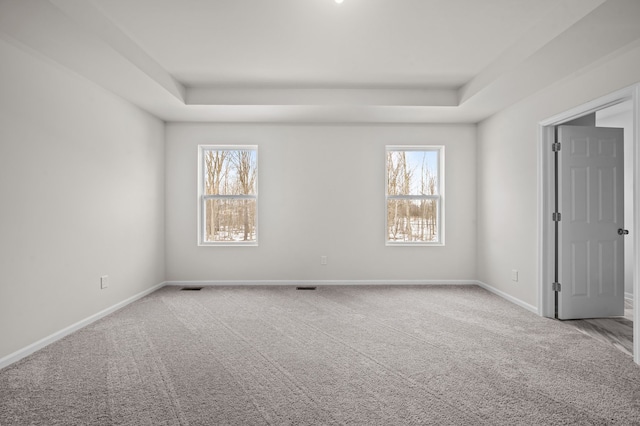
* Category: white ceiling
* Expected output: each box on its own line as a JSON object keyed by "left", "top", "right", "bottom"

{"left": 91, "top": 0, "right": 560, "bottom": 88}
{"left": 1, "top": 0, "right": 640, "bottom": 123}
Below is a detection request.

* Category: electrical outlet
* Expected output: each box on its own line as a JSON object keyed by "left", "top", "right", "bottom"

{"left": 511, "top": 270, "right": 518, "bottom": 282}
{"left": 100, "top": 275, "right": 109, "bottom": 289}
{"left": 321, "top": 256, "right": 328, "bottom": 266}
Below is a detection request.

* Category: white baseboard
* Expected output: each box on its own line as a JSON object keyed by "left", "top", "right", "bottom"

{"left": 625, "top": 292, "right": 634, "bottom": 301}
{"left": 167, "top": 280, "right": 538, "bottom": 315}
{"left": 0, "top": 281, "right": 167, "bottom": 371}
{"left": 475, "top": 281, "right": 539, "bottom": 314}
{"left": 0, "top": 279, "right": 539, "bottom": 371}
{"left": 164, "top": 279, "right": 480, "bottom": 286}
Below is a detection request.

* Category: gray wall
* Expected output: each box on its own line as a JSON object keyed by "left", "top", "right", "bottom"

{"left": 165, "top": 123, "right": 477, "bottom": 283}
{"left": 0, "top": 39, "right": 166, "bottom": 360}
{"left": 477, "top": 43, "right": 640, "bottom": 308}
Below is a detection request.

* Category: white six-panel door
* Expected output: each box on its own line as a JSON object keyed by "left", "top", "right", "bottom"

{"left": 558, "top": 125, "right": 625, "bottom": 320}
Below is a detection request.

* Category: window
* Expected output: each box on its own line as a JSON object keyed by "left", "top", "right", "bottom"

{"left": 386, "top": 146, "right": 444, "bottom": 245}
{"left": 198, "top": 146, "right": 258, "bottom": 245}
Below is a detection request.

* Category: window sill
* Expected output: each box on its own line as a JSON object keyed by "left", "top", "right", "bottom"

{"left": 386, "top": 242, "right": 444, "bottom": 247}
{"left": 198, "top": 242, "right": 259, "bottom": 247}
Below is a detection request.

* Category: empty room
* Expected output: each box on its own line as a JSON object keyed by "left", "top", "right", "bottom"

{"left": 2, "top": 0, "right": 640, "bottom": 424}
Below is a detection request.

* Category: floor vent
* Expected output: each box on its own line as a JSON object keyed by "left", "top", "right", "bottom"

{"left": 296, "top": 286, "right": 317, "bottom": 290}
{"left": 181, "top": 287, "right": 203, "bottom": 291}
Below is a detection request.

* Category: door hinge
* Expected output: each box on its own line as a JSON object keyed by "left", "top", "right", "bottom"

{"left": 552, "top": 142, "right": 561, "bottom": 152}
{"left": 552, "top": 282, "right": 562, "bottom": 292}
{"left": 552, "top": 212, "right": 561, "bottom": 222}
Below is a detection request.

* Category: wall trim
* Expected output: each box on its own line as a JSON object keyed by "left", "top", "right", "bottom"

{"left": 0, "top": 281, "right": 167, "bottom": 371}
{"left": 167, "top": 280, "right": 539, "bottom": 313}
{"left": 164, "top": 279, "right": 479, "bottom": 286}
{"left": 475, "top": 281, "right": 539, "bottom": 314}
{"left": 538, "top": 83, "right": 640, "bottom": 365}
{"left": 0, "top": 279, "right": 540, "bottom": 371}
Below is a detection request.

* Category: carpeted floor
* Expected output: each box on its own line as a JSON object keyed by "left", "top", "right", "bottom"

{"left": 1, "top": 285, "right": 640, "bottom": 425}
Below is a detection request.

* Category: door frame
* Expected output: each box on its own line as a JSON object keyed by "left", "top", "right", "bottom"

{"left": 537, "top": 84, "right": 640, "bottom": 365}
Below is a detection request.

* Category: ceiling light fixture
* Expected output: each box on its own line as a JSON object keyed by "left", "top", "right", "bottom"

{"left": 335, "top": 0, "right": 344, "bottom": 4}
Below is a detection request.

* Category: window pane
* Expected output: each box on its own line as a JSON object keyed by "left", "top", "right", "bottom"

{"left": 386, "top": 150, "right": 438, "bottom": 196}
{"left": 387, "top": 199, "right": 439, "bottom": 242}
{"left": 204, "top": 149, "right": 257, "bottom": 195}
{"left": 204, "top": 199, "right": 257, "bottom": 242}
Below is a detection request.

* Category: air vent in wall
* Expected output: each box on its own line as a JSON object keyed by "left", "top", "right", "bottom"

{"left": 181, "top": 287, "right": 203, "bottom": 291}
{"left": 296, "top": 286, "right": 317, "bottom": 290}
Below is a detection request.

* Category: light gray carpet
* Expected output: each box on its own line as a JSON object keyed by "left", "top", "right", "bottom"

{"left": 1, "top": 285, "right": 640, "bottom": 425}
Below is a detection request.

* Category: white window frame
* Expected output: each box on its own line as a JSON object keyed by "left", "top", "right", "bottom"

{"left": 197, "top": 145, "right": 258, "bottom": 246}
{"left": 385, "top": 145, "right": 445, "bottom": 246}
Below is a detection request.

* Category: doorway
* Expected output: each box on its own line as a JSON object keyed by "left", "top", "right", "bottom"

{"left": 538, "top": 85, "right": 640, "bottom": 365}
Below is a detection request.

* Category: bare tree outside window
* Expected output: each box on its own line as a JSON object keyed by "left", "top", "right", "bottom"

{"left": 386, "top": 147, "right": 443, "bottom": 244}
{"left": 200, "top": 146, "right": 257, "bottom": 244}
